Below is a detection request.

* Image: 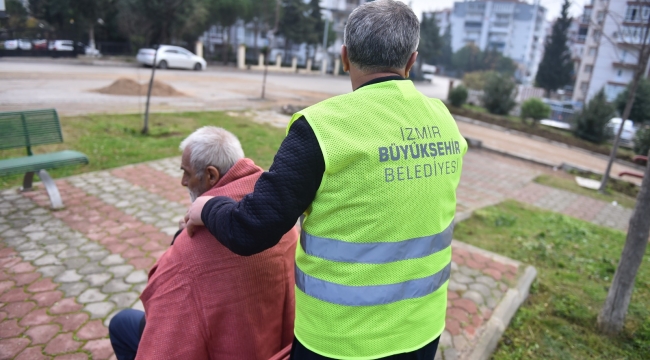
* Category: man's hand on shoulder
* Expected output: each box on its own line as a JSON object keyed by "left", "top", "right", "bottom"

{"left": 184, "top": 196, "right": 214, "bottom": 237}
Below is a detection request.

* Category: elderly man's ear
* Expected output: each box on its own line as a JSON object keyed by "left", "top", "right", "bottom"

{"left": 205, "top": 166, "right": 221, "bottom": 187}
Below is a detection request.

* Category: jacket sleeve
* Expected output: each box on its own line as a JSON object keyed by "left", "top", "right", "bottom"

{"left": 135, "top": 272, "right": 209, "bottom": 360}
{"left": 200, "top": 118, "right": 325, "bottom": 256}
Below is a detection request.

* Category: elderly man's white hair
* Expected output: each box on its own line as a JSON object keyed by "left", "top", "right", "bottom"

{"left": 179, "top": 126, "right": 245, "bottom": 177}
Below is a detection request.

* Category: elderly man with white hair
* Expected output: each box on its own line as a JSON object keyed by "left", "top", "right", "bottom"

{"left": 108, "top": 126, "right": 298, "bottom": 360}
{"left": 185, "top": 1, "right": 468, "bottom": 359}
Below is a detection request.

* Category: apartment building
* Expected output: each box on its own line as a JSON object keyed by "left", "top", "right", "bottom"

{"left": 572, "top": 0, "right": 650, "bottom": 105}
{"left": 448, "top": 0, "right": 547, "bottom": 84}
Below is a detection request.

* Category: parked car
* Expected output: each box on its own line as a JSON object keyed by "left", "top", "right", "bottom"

{"left": 606, "top": 118, "right": 638, "bottom": 148}
{"left": 3, "top": 39, "right": 33, "bottom": 50}
{"left": 17, "top": 39, "right": 32, "bottom": 50}
{"left": 4, "top": 40, "right": 18, "bottom": 50}
{"left": 136, "top": 45, "right": 206, "bottom": 70}
{"left": 32, "top": 39, "right": 48, "bottom": 50}
{"left": 48, "top": 40, "right": 75, "bottom": 52}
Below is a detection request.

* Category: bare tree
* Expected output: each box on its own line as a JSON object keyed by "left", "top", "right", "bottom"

{"left": 599, "top": 13, "right": 650, "bottom": 193}
{"left": 598, "top": 150, "right": 650, "bottom": 334}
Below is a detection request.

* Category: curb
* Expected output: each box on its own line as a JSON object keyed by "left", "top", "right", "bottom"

{"left": 466, "top": 265, "right": 537, "bottom": 360}
{"left": 454, "top": 115, "right": 646, "bottom": 172}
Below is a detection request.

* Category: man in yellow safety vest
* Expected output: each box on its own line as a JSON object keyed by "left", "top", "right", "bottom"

{"left": 185, "top": 1, "right": 467, "bottom": 358}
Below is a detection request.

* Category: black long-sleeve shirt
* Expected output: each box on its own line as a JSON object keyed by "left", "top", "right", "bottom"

{"left": 201, "top": 76, "right": 405, "bottom": 256}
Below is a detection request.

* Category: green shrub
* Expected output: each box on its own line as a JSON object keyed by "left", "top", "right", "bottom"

{"left": 462, "top": 71, "right": 495, "bottom": 91}
{"left": 634, "top": 124, "right": 650, "bottom": 156}
{"left": 482, "top": 73, "right": 517, "bottom": 115}
{"left": 615, "top": 78, "right": 650, "bottom": 123}
{"left": 448, "top": 85, "right": 468, "bottom": 107}
{"left": 574, "top": 89, "right": 616, "bottom": 144}
{"left": 520, "top": 97, "right": 551, "bottom": 126}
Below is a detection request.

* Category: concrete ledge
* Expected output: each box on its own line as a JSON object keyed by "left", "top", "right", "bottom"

{"left": 466, "top": 265, "right": 537, "bottom": 360}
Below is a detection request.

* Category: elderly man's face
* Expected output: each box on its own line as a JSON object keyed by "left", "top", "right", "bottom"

{"left": 181, "top": 147, "right": 215, "bottom": 202}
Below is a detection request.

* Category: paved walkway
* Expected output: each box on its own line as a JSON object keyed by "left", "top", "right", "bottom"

{"left": 457, "top": 151, "right": 633, "bottom": 231}
{"left": 456, "top": 117, "right": 643, "bottom": 186}
{"left": 0, "top": 150, "right": 632, "bottom": 359}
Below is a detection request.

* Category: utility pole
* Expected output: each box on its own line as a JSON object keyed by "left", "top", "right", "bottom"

{"left": 599, "top": 15, "right": 650, "bottom": 193}
{"left": 143, "top": 45, "right": 158, "bottom": 135}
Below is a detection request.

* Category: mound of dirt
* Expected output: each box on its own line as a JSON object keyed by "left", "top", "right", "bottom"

{"left": 95, "top": 78, "right": 185, "bottom": 97}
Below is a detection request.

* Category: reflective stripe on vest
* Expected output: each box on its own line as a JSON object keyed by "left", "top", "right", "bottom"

{"left": 300, "top": 221, "right": 454, "bottom": 264}
{"left": 295, "top": 262, "right": 451, "bottom": 307}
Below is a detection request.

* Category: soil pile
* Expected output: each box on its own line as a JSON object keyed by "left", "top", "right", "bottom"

{"left": 95, "top": 78, "right": 185, "bottom": 97}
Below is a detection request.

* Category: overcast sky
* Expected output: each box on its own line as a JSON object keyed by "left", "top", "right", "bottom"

{"left": 399, "top": 0, "right": 588, "bottom": 21}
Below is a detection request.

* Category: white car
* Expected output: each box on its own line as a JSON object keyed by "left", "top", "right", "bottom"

{"left": 3, "top": 39, "right": 33, "bottom": 50}
{"left": 607, "top": 118, "right": 638, "bottom": 148}
{"left": 4, "top": 40, "right": 18, "bottom": 50}
{"left": 48, "top": 40, "right": 75, "bottom": 52}
{"left": 136, "top": 45, "right": 206, "bottom": 71}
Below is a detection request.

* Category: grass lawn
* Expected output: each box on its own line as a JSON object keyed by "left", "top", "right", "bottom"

{"left": 0, "top": 111, "right": 286, "bottom": 189}
{"left": 454, "top": 200, "right": 650, "bottom": 359}
{"left": 534, "top": 174, "right": 638, "bottom": 209}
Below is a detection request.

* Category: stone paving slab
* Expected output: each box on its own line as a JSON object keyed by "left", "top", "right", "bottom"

{"left": 0, "top": 150, "right": 631, "bottom": 359}
{"left": 510, "top": 182, "right": 633, "bottom": 231}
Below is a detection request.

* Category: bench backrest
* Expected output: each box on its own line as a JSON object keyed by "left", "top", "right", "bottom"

{"left": 0, "top": 109, "right": 63, "bottom": 155}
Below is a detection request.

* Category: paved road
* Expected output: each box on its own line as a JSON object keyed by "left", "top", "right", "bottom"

{"left": 0, "top": 58, "right": 452, "bottom": 116}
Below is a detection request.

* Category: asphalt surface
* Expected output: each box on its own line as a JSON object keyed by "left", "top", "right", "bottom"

{"left": 0, "top": 58, "right": 451, "bottom": 116}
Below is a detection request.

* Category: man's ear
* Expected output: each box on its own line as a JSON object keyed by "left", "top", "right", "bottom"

{"left": 205, "top": 166, "right": 220, "bottom": 187}
{"left": 341, "top": 45, "right": 350, "bottom": 73}
{"left": 404, "top": 51, "right": 418, "bottom": 78}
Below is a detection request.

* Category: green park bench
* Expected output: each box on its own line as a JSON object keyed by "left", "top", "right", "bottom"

{"left": 0, "top": 109, "right": 88, "bottom": 209}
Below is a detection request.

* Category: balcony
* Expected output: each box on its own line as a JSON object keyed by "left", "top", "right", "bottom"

{"left": 612, "top": 61, "right": 637, "bottom": 70}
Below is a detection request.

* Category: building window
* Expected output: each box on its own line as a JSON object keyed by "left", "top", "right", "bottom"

{"left": 626, "top": 6, "right": 639, "bottom": 22}
{"left": 605, "top": 84, "right": 626, "bottom": 102}
{"left": 597, "top": 11, "right": 605, "bottom": 23}
{"left": 584, "top": 65, "right": 593, "bottom": 73}
{"left": 592, "top": 30, "right": 601, "bottom": 42}
{"left": 588, "top": 47, "right": 597, "bottom": 56}
{"left": 617, "top": 69, "right": 623, "bottom": 77}
{"left": 580, "top": 81, "right": 589, "bottom": 93}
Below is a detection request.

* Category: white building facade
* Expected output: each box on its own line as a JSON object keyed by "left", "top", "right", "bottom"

{"left": 572, "top": 0, "right": 650, "bottom": 105}
{"left": 199, "top": 0, "right": 367, "bottom": 69}
{"left": 448, "top": 0, "right": 547, "bottom": 84}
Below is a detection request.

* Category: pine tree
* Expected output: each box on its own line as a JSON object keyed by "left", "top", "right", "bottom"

{"left": 306, "top": 0, "right": 325, "bottom": 47}
{"left": 418, "top": 13, "right": 442, "bottom": 65}
{"left": 278, "top": 0, "right": 311, "bottom": 60}
{"left": 439, "top": 24, "right": 453, "bottom": 70}
{"left": 535, "top": 0, "right": 573, "bottom": 95}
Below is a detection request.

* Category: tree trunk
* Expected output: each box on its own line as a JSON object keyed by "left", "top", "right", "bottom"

{"left": 253, "top": 19, "right": 259, "bottom": 58}
{"left": 222, "top": 26, "right": 229, "bottom": 65}
{"left": 88, "top": 25, "right": 95, "bottom": 52}
{"left": 598, "top": 150, "right": 650, "bottom": 334}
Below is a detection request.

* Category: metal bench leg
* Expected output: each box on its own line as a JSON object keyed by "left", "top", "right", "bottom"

{"left": 37, "top": 169, "right": 64, "bottom": 209}
{"left": 21, "top": 172, "right": 35, "bottom": 191}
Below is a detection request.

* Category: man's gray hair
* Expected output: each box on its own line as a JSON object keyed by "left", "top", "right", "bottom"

{"left": 344, "top": 0, "right": 420, "bottom": 71}
{"left": 179, "top": 126, "right": 244, "bottom": 176}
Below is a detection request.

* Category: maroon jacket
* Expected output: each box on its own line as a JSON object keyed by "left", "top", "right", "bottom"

{"left": 137, "top": 158, "right": 298, "bottom": 360}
